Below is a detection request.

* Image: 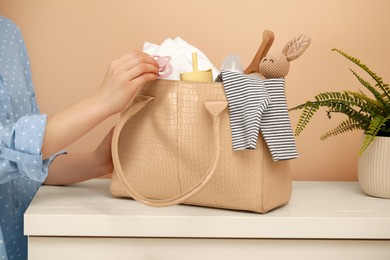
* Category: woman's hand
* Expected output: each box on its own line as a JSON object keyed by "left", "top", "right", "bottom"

{"left": 94, "top": 51, "right": 159, "bottom": 116}
{"left": 42, "top": 51, "right": 158, "bottom": 159}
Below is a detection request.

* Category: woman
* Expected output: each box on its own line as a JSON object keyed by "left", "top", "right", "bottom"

{"left": 0, "top": 16, "right": 158, "bottom": 260}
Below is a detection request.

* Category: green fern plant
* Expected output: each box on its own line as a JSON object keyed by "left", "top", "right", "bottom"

{"left": 290, "top": 48, "right": 390, "bottom": 155}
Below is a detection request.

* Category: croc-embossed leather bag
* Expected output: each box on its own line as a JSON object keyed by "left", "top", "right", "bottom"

{"left": 110, "top": 80, "right": 292, "bottom": 213}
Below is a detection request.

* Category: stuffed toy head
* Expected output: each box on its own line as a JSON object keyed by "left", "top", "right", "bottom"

{"left": 259, "top": 34, "right": 311, "bottom": 78}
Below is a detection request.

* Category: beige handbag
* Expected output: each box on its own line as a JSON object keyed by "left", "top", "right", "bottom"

{"left": 110, "top": 79, "right": 292, "bottom": 213}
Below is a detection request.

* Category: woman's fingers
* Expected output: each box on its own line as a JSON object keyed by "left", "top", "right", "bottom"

{"left": 116, "top": 50, "right": 158, "bottom": 71}
{"left": 95, "top": 50, "right": 160, "bottom": 115}
{"left": 127, "top": 71, "right": 158, "bottom": 87}
{"left": 123, "top": 62, "right": 158, "bottom": 82}
{"left": 110, "top": 51, "right": 158, "bottom": 82}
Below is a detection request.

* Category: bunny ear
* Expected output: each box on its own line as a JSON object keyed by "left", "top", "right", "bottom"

{"left": 282, "top": 34, "right": 311, "bottom": 62}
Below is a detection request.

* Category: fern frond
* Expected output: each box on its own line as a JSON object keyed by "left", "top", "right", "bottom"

{"left": 293, "top": 102, "right": 319, "bottom": 136}
{"left": 332, "top": 48, "right": 390, "bottom": 102}
{"left": 326, "top": 106, "right": 371, "bottom": 130}
{"left": 291, "top": 91, "right": 373, "bottom": 136}
{"left": 365, "top": 115, "right": 390, "bottom": 136}
{"left": 311, "top": 91, "right": 372, "bottom": 126}
{"left": 346, "top": 91, "right": 386, "bottom": 116}
{"left": 350, "top": 69, "right": 390, "bottom": 112}
{"left": 360, "top": 134, "right": 376, "bottom": 156}
{"left": 359, "top": 115, "right": 390, "bottom": 155}
{"left": 320, "top": 118, "right": 363, "bottom": 140}
{"left": 289, "top": 102, "right": 312, "bottom": 111}
{"left": 314, "top": 91, "right": 363, "bottom": 109}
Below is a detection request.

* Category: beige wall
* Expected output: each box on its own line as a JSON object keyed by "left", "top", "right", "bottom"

{"left": 1, "top": 0, "right": 389, "bottom": 181}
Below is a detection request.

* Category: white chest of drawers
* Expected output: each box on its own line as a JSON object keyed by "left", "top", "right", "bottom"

{"left": 25, "top": 179, "right": 390, "bottom": 260}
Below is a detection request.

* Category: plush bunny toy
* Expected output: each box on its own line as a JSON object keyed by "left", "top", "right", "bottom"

{"left": 256, "top": 33, "right": 311, "bottom": 160}
{"left": 259, "top": 34, "right": 311, "bottom": 78}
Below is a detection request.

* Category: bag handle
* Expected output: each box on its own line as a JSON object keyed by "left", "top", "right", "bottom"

{"left": 112, "top": 95, "right": 228, "bottom": 207}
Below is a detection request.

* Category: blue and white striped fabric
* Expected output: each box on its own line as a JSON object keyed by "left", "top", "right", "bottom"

{"left": 217, "top": 71, "right": 298, "bottom": 161}
{"left": 260, "top": 78, "right": 298, "bottom": 161}
{"left": 218, "top": 70, "right": 270, "bottom": 150}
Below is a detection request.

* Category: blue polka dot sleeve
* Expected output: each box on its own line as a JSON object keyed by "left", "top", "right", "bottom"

{"left": 0, "top": 16, "right": 64, "bottom": 183}
{"left": 0, "top": 114, "right": 49, "bottom": 183}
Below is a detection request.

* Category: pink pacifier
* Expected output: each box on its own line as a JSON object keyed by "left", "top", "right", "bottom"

{"left": 153, "top": 55, "right": 173, "bottom": 78}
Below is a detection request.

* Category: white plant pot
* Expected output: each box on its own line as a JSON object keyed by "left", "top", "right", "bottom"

{"left": 358, "top": 135, "right": 390, "bottom": 199}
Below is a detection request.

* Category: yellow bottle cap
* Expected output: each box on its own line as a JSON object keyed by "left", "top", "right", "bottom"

{"left": 180, "top": 52, "right": 213, "bottom": 82}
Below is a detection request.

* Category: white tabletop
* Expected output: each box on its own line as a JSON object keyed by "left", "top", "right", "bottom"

{"left": 24, "top": 179, "right": 390, "bottom": 239}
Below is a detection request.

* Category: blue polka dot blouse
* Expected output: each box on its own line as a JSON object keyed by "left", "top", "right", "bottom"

{"left": 0, "top": 16, "right": 63, "bottom": 260}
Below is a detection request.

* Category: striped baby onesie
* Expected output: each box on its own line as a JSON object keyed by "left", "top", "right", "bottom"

{"left": 260, "top": 78, "right": 298, "bottom": 161}
{"left": 217, "top": 71, "right": 298, "bottom": 161}
{"left": 218, "top": 70, "right": 270, "bottom": 150}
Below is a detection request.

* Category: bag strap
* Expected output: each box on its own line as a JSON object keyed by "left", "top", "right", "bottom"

{"left": 112, "top": 95, "right": 228, "bottom": 207}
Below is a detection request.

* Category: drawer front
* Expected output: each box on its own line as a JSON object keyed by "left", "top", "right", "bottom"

{"left": 29, "top": 237, "right": 390, "bottom": 260}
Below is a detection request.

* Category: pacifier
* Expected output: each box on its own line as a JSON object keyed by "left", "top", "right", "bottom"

{"left": 153, "top": 55, "right": 173, "bottom": 79}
